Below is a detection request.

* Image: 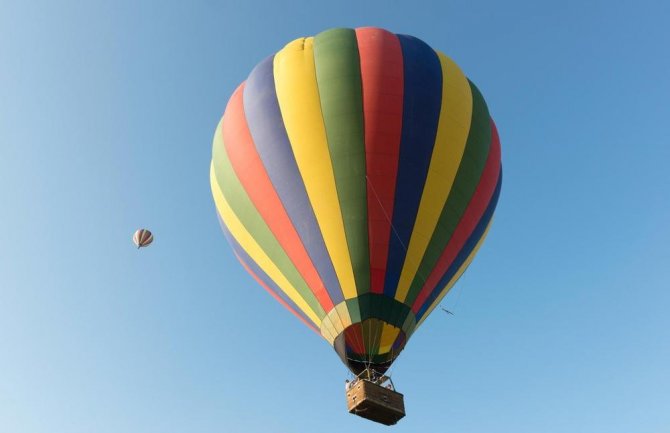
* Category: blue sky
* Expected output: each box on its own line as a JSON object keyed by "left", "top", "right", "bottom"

{"left": 1, "top": 0, "right": 669, "bottom": 432}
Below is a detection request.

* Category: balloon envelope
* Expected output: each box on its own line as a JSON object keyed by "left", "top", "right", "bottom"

{"left": 211, "top": 27, "right": 502, "bottom": 374}
{"left": 133, "top": 229, "right": 153, "bottom": 248}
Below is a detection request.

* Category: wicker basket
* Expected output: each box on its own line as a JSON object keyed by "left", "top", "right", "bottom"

{"left": 346, "top": 379, "right": 405, "bottom": 425}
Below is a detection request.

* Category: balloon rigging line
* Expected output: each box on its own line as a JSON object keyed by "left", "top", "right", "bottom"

{"left": 364, "top": 175, "right": 433, "bottom": 291}
{"left": 365, "top": 175, "right": 408, "bottom": 254}
{"left": 365, "top": 175, "right": 435, "bottom": 346}
{"left": 448, "top": 271, "right": 468, "bottom": 311}
{"left": 365, "top": 174, "right": 412, "bottom": 358}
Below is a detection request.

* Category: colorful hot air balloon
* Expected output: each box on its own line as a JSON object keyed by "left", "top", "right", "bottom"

{"left": 133, "top": 229, "right": 153, "bottom": 249}
{"left": 210, "top": 27, "right": 501, "bottom": 378}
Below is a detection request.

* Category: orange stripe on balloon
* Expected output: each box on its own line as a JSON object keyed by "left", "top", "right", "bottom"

{"left": 223, "top": 84, "right": 335, "bottom": 312}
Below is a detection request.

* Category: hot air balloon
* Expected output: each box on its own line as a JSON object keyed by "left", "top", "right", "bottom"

{"left": 210, "top": 27, "right": 501, "bottom": 424}
{"left": 133, "top": 229, "right": 153, "bottom": 249}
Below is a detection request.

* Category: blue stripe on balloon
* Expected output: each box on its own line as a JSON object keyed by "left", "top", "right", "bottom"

{"left": 242, "top": 56, "right": 345, "bottom": 305}
{"left": 383, "top": 35, "right": 443, "bottom": 298}
{"left": 415, "top": 171, "right": 502, "bottom": 320}
{"left": 217, "top": 214, "right": 319, "bottom": 329}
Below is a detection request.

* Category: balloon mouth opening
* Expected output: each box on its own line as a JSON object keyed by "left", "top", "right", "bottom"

{"left": 333, "top": 329, "right": 407, "bottom": 376}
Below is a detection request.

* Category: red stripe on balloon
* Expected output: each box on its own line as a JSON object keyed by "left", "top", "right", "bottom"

{"left": 355, "top": 27, "right": 404, "bottom": 294}
{"left": 344, "top": 322, "right": 366, "bottom": 354}
{"left": 223, "top": 84, "right": 335, "bottom": 311}
{"left": 411, "top": 119, "right": 502, "bottom": 313}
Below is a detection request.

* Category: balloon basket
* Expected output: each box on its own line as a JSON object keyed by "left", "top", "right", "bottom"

{"left": 346, "top": 378, "right": 405, "bottom": 425}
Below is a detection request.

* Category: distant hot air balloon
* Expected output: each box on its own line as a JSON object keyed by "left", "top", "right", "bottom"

{"left": 133, "top": 229, "right": 153, "bottom": 249}
{"left": 210, "top": 27, "right": 501, "bottom": 424}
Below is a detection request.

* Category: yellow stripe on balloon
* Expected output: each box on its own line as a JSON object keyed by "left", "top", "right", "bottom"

{"left": 210, "top": 164, "right": 322, "bottom": 327}
{"left": 273, "top": 37, "right": 357, "bottom": 299}
{"left": 320, "top": 316, "right": 337, "bottom": 344}
{"left": 415, "top": 219, "right": 493, "bottom": 329}
{"left": 335, "top": 302, "right": 352, "bottom": 328}
{"left": 378, "top": 323, "right": 401, "bottom": 354}
{"left": 395, "top": 52, "right": 474, "bottom": 302}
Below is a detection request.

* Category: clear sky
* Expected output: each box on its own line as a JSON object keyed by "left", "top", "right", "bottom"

{"left": 1, "top": 0, "right": 669, "bottom": 432}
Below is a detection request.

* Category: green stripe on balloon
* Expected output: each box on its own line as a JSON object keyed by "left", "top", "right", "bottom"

{"left": 313, "top": 28, "right": 370, "bottom": 297}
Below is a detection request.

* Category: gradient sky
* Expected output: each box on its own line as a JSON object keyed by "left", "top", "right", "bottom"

{"left": 1, "top": 0, "right": 669, "bottom": 432}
